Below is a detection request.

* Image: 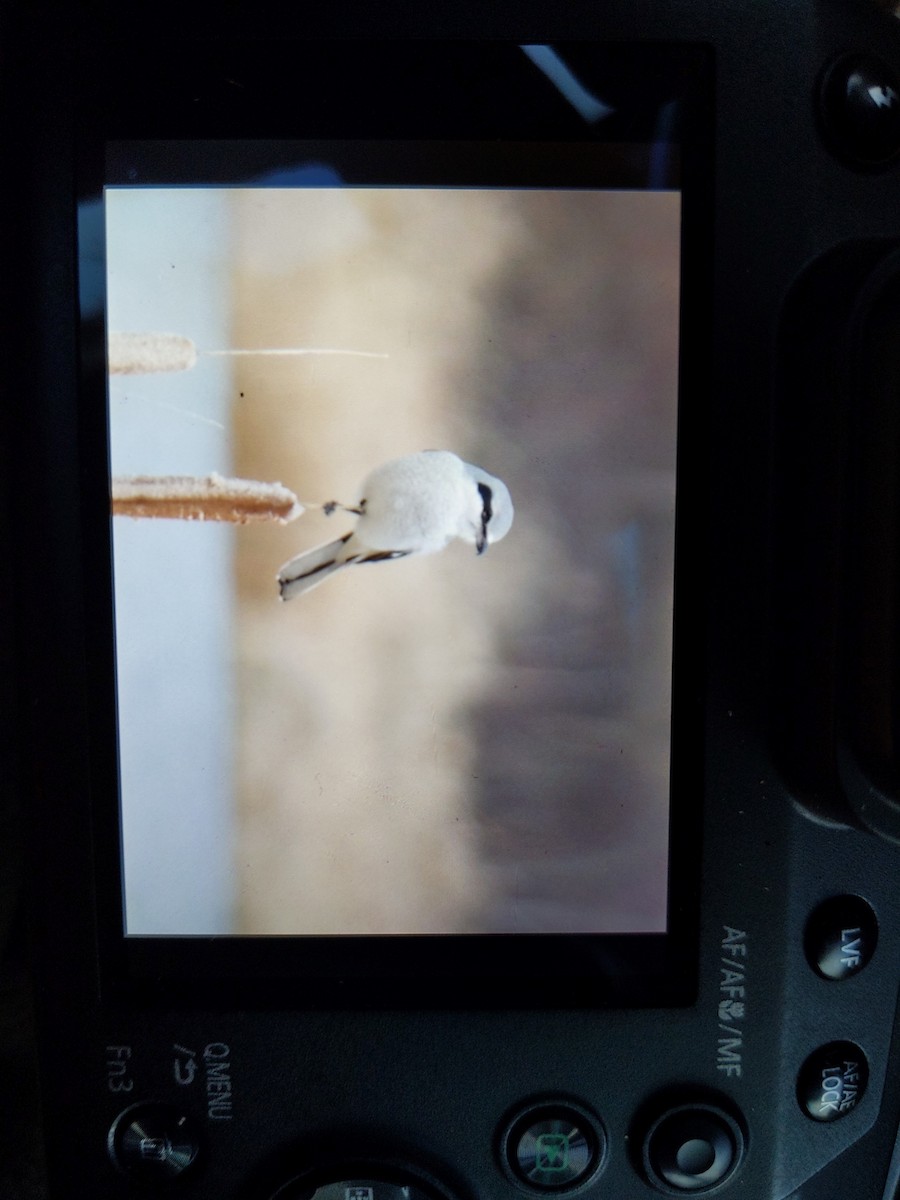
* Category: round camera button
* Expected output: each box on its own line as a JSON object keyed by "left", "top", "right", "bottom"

{"left": 674, "top": 1138, "right": 717, "bottom": 1176}
{"left": 501, "top": 1102, "right": 605, "bottom": 1193}
{"left": 269, "top": 1169, "right": 457, "bottom": 1200}
{"left": 643, "top": 1105, "right": 744, "bottom": 1193}
{"left": 820, "top": 53, "right": 900, "bottom": 166}
{"left": 107, "top": 1103, "right": 203, "bottom": 1181}
{"left": 804, "top": 895, "right": 878, "bottom": 981}
{"left": 299, "top": 1181, "right": 428, "bottom": 1200}
{"left": 797, "top": 1041, "right": 869, "bottom": 1121}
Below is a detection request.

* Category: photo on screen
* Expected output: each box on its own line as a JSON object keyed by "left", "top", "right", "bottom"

{"left": 105, "top": 176, "right": 680, "bottom": 938}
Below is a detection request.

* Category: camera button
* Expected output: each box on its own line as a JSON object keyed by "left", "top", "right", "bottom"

{"left": 797, "top": 1041, "right": 869, "bottom": 1121}
{"left": 804, "top": 895, "right": 878, "bottom": 980}
{"left": 820, "top": 53, "right": 900, "bottom": 166}
{"left": 107, "top": 1102, "right": 203, "bottom": 1180}
{"left": 500, "top": 1102, "right": 605, "bottom": 1192}
{"left": 269, "top": 1175, "right": 448, "bottom": 1200}
{"left": 642, "top": 1105, "right": 743, "bottom": 1193}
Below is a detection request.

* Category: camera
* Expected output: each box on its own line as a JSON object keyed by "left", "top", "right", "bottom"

{"left": 8, "top": 2, "right": 900, "bottom": 1197}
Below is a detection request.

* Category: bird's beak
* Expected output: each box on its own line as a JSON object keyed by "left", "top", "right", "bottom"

{"left": 476, "top": 529, "right": 488, "bottom": 555}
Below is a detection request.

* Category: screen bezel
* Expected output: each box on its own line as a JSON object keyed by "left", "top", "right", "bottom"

{"left": 76, "top": 39, "right": 713, "bottom": 1009}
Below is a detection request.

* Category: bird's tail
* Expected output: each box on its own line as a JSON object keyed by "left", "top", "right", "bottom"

{"left": 277, "top": 533, "right": 355, "bottom": 600}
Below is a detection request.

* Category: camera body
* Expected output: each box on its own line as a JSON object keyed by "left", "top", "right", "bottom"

{"left": 9, "top": 2, "right": 900, "bottom": 1198}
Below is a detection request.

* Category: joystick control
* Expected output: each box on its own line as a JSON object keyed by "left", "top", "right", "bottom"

{"left": 640, "top": 1102, "right": 745, "bottom": 1194}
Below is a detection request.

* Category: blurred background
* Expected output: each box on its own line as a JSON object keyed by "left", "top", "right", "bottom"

{"left": 107, "top": 181, "right": 680, "bottom": 937}
{"left": 106, "top": 189, "right": 236, "bottom": 935}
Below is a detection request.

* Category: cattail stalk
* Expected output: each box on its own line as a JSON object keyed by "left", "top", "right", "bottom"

{"left": 112, "top": 474, "right": 304, "bottom": 524}
{"left": 108, "top": 331, "right": 388, "bottom": 374}
{"left": 108, "top": 332, "right": 198, "bottom": 374}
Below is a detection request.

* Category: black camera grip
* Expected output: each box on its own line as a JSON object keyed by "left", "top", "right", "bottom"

{"left": 772, "top": 240, "right": 900, "bottom": 843}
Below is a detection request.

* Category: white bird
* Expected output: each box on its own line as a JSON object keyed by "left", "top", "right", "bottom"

{"left": 277, "top": 450, "right": 514, "bottom": 600}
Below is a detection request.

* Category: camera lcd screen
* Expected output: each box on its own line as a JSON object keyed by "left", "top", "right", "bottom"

{"left": 99, "top": 152, "right": 680, "bottom": 940}
{"left": 77, "top": 43, "right": 709, "bottom": 999}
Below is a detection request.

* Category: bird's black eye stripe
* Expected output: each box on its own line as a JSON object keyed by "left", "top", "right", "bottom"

{"left": 477, "top": 482, "right": 493, "bottom": 524}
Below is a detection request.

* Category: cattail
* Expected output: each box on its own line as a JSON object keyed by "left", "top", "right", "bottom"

{"left": 108, "top": 332, "right": 198, "bottom": 374}
{"left": 112, "top": 474, "right": 304, "bottom": 524}
{"left": 108, "top": 331, "right": 388, "bottom": 374}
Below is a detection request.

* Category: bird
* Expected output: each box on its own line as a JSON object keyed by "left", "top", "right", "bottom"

{"left": 277, "top": 450, "right": 514, "bottom": 600}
